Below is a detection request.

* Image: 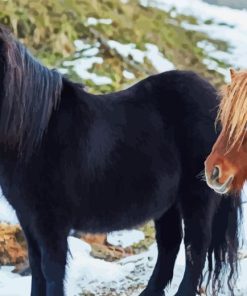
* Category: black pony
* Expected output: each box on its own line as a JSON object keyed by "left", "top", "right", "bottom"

{"left": 0, "top": 26, "right": 241, "bottom": 296}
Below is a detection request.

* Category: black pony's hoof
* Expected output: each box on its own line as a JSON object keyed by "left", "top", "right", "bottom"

{"left": 139, "top": 288, "right": 165, "bottom": 296}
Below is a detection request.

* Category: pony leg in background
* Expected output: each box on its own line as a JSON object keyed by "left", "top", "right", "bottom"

{"left": 140, "top": 205, "right": 182, "bottom": 296}
{"left": 176, "top": 184, "right": 218, "bottom": 296}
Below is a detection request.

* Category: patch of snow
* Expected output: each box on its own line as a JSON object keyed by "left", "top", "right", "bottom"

{"left": 197, "top": 40, "right": 232, "bottom": 65}
{"left": 197, "top": 40, "right": 232, "bottom": 80}
{"left": 0, "top": 190, "right": 18, "bottom": 224}
{"left": 107, "top": 229, "right": 145, "bottom": 248}
{"left": 62, "top": 40, "right": 112, "bottom": 85}
{"left": 57, "top": 68, "right": 69, "bottom": 75}
{"left": 63, "top": 56, "right": 112, "bottom": 85}
{"left": 123, "top": 70, "right": 135, "bottom": 80}
{"left": 66, "top": 237, "right": 136, "bottom": 295}
{"left": 73, "top": 40, "right": 92, "bottom": 51}
{"left": 145, "top": 43, "right": 175, "bottom": 72}
{"left": 0, "top": 267, "right": 31, "bottom": 296}
{"left": 86, "top": 17, "right": 112, "bottom": 26}
{"left": 242, "top": 183, "right": 247, "bottom": 202}
{"left": 108, "top": 40, "right": 175, "bottom": 72}
{"left": 68, "top": 236, "right": 92, "bottom": 256}
{"left": 202, "top": 58, "right": 229, "bottom": 78}
{"left": 108, "top": 40, "right": 146, "bottom": 63}
{"left": 63, "top": 55, "right": 102, "bottom": 70}
{"left": 80, "top": 47, "right": 100, "bottom": 57}
{"left": 170, "top": 10, "right": 177, "bottom": 18}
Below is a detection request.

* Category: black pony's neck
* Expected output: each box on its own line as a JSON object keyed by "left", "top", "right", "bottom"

{"left": 0, "top": 26, "right": 63, "bottom": 160}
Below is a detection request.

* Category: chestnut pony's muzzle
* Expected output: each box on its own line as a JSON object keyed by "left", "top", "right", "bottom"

{"left": 205, "top": 162, "right": 234, "bottom": 195}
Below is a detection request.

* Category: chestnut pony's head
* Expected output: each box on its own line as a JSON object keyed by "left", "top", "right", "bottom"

{"left": 205, "top": 69, "right": 247, "bottom": 194}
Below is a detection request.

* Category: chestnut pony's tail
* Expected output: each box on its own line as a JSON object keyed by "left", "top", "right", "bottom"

{"left": 205, "top": 194, "right": 242, "bottom": 296}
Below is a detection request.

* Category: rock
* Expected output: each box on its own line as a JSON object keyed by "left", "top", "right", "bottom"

{"left": 12, "top": 259, "right": 31, "bottom": 276}
{"left": 80, "top": 233, "right": 107, "bottom": 245}
{"left": 91, "top": 243, "right": 133, "bottom": 261}
{"left": 0, "top": 223, "right": 27, "bottom": 265}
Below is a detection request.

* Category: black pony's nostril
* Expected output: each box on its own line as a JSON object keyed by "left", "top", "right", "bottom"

{"left": 211, "top": 166, "right": 220, "bottom": 181}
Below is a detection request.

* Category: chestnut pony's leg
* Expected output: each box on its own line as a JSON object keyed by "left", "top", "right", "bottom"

{"left": 175, "top": 186, "right": 217, "bottom": 296}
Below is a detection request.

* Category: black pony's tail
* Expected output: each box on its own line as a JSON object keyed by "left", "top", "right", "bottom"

{"left": 205, "top": 194, "right": 242, "bottom": 295}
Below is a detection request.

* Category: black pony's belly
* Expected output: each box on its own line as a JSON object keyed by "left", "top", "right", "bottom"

{"left": 74, "top": 202, "right": 169, "bottom": 233}
{"left": 71, "top": 117, "right": 181, "bottom": 234}
{"left": 73, "top": 177, "right": 179, "bottom": 233}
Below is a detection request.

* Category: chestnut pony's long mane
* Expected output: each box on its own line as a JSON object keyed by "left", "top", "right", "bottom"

{"left": 0, "top": 26, "right": 62, "bottom": 158}
{"left": 218, "top": 70, "right": 247, "bottom": 150}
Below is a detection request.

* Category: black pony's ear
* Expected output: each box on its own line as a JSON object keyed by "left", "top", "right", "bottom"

{"left": 0, "top": 24, "right": 11, "bottom": 39}
{"left": 0, "top": 25, "right": 13, "bottom": 55}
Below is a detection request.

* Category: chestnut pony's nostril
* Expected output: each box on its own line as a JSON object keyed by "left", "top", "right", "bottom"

{"left": 211, "top": 166, "right": 220, "bottom": 181}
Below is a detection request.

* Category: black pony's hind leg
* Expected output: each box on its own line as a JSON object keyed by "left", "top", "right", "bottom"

{"left": 175, "top": 186, "right": 218, "bottom": 296}
{"left": 21, "top": 225, "right": 46, "bottom": 296}
{"left": 140, "top": 205, "right": 182, "bottom": 296}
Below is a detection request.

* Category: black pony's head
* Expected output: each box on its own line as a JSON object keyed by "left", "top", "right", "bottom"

{"left": 0, "top": 25, "right": 62, "bottom": 159}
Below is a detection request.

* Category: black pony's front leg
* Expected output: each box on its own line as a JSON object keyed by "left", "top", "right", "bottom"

{"left": 21, "top": 225, "right": 46, "bottom": 296}
{"left": 140, "top": 205, "right": 182, "bottom": 296}
{"left": 40, "top": 229, "right": 68, "bottom": 296}
{"left": 175, "top": 188, "right": 217, "bottom": 296}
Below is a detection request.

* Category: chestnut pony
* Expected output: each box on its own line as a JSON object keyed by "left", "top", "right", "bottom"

{"left": 205, "top": 69, "right": 247, "bottom": 194}
{"left": 0, "top": 26, "right": 242, "bottom": 296}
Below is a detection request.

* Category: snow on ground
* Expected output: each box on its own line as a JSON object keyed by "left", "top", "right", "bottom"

{"left": 0, "top": 236, "right": 181, "bottom": 296}
{"left": 108, "top": 40, "right": 175, "bottom": 72}
{"left": 59, "top": 42, "right": 109, "bottom": 83}
{"left": 145, "top": 43, "right": 175, "bottom": 72}
{"left": 140, "top": 0, "right": 247, "bottom": 81}
{"left": 123, "top": 70, "right": 135, "bottom": 80}
{"left": 60, "top": 39, "right": 175, "bottom": 85}
{"left": 61, "top": 40, "right": 113, "bottom": 85}
{"left": 0, "top": 229, "right": 247, "bottom": 296}
{"left": 0, "top": 267, "right": 31, "bottom": 296}
{"left": 107, "top": 230, "right": 145, "bottom": 248}
{"left": 0, "top": 189, "right": 18, "bottom": 225}
{"left": 86, "top": 17, "right": 112, "bottom": 26}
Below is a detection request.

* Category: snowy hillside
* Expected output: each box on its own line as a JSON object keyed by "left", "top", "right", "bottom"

{"left": 141, "top": 0, "right": 247, "bottom": 81}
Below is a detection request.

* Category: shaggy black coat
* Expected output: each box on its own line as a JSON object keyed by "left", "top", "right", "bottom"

{"left": 0, "top": 26, "right": 241, "bottom": 296}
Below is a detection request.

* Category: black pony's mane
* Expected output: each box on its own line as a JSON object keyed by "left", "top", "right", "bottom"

{"left": 0, "top": 26, "right": 62, "bottom": 158}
